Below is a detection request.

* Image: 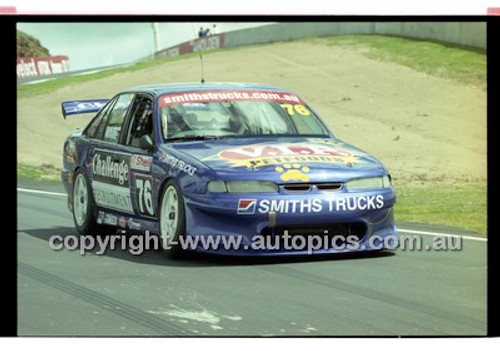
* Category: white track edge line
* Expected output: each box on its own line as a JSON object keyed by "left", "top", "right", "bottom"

{"left": 397, "top": 228, "right": 487, "bottom": 242}
{"left": 17, "top": 187, "right": 67, "bottom": 197}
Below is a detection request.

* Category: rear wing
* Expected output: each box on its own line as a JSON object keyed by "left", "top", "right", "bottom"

{"left": 61, "top": 99, "right": 109, "bottom": 119}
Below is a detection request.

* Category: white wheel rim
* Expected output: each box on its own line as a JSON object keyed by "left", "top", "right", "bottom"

{"left": 160, "top": 186, "right": 179, "bottom": 243}
{"left": 73, "top": 174, "right": 88, "bottom": 227}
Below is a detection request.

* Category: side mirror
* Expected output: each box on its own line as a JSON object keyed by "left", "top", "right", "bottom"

{"left": 139, "top": 135, "right": 155, "bottom": 150}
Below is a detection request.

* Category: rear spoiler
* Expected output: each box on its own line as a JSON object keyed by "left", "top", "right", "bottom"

{"left": 62, "top": 99, "right": 109, "bottom": 119}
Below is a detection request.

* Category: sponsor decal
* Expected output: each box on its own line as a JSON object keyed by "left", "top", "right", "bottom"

{"left": 127, "top": 218, "right": 141, "bottom": 230}
{"left": 130, "top": 154, "right": 153, "bottom": 172}
{"left": 158, "top": 151, "right": 197, "bottom": 176}
{"left": 238, "top": 195, "right": 385, "bottom": 215}
{"left": 204, "top": 143, "right": 361, "bottom": 169}
{"left": 64, "top": 141, "right": 76, "bottom": 164}
{"left": 93, "top": 150, "right": 130, "bottom": 186}
{"left": 275, "top": 164, "right": 310, "bottom": 182}
{"left": 75, "top": 101, "right": 106, "bottom": 110}
{"left": 118, "top": 216, "right": 127, "bottom": 228}
{"left": 191, "top": 35, "right": 222, "bottom": 53}
{"left": 159, "top": 90, "right": 303, "bottom": 107}
{"left": 96, "top": 211, "right": 118, "bottom": 226}
{"left": 154, "top": 33, "right": 225, "bottom": 59}
{"left": 96, "top": 211, "right": 105, "bottom": 224}
{"left": 92, "top": 150, "right": 133, "bottom": 213}
{"left": 237, "top": 199, "right": 257, "bottom": 215}
{"left": 93, "top": 183, "right": 134, "bottom": 214}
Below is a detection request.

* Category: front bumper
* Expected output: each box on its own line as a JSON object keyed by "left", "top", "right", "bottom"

{"left": 183, "top": 188, "right": 398, "bottom": 256}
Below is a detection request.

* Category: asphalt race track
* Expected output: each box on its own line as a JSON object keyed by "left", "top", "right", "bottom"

{"left": 17, "top": 177, "right": 487, "bottom": 336}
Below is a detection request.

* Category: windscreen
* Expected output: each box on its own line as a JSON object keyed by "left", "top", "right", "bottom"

{"left": 158, "top": 90, "right": 330, "bottom": 141}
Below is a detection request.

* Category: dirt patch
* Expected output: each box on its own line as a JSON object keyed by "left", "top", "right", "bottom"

{"left": 17, "top": 40, "right": 486, "bottom": 188}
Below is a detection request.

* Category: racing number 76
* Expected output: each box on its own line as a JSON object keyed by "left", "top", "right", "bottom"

{"left": 136, "top": 177, "right": 154, "bottom": 216}
{"left": 280, "top": 103, "right": 310, "bottom": 116}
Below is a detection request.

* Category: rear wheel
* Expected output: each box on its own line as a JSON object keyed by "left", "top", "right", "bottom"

{"left": 73, "top": 170, "right": 115, "bottom": 236}
{"left": 159, "top": 180, "right": 186, "bottom": 258}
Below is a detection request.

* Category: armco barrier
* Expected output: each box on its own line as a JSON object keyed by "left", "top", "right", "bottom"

{"left": 17, "top": 56, "right": 70, "bottom": 79}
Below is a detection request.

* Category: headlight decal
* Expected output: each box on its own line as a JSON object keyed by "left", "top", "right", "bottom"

{"left": 208, "top": 181, "right": 278, "bottom": 193}
{"left": 345, "top": 175, "right": 391, "bottom": 191}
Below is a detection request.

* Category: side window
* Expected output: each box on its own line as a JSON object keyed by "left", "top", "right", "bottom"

{"left": 103, "top": 93, "right": 135, "bottom": 144}
{"left": 126, "top": 96, "right": 154, "bottom": 148}
{"left": 85, "top": 98, "right": 115, "bottom": 139}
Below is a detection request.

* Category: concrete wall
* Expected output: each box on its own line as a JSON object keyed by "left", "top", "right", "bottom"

{"left": 374, "top": 22, "right": 486, "bottom": 49}
{"left": 224, "top": 22, "right": 486, "bottom": 50}
{"left": 224, "top": 22, "right": 375, "bottom": 48}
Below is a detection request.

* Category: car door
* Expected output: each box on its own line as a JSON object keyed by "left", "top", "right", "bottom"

{"left": 87, "top": 93, "right": 136, "bottom": 215}
{"left": 119, "top": 94, "right": 157, "bottom": 220}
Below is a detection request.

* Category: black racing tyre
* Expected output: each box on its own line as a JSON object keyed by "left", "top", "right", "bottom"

{"left": 158, "top": 179, "right": 186, "bottom": 259}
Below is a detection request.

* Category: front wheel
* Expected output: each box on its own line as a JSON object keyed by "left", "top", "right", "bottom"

{"left": 159, "top": 180, "right": 186, "bottom": 258}
{"left": 72, "top": 170, "right": 115, "bottom": 236}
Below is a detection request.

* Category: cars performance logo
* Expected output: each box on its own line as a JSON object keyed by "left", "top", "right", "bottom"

{"left": 237, "top": 199, "right": 257, "bottom": 215}
{"left": 204, "top": 143, "right": 361, "bottom": 169}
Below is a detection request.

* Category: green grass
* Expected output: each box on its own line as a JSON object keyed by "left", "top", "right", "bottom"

{"left": 395, "top": 183, "right": 487, "bottom": 234}
{"left": 17, "top": 163, "right": 61, "bottom": 182}
{"left": 315, "top": 34, "right": 486, "bottom": 87}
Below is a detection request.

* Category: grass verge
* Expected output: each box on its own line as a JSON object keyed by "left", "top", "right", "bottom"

{"left": 395, "top": 183, "right": 487, "bottom": 235}
{"left": 17, "top": 163, "right": 61, "bottom": 182}
{"left": 314, "top": 34, "right": 486, "bottom": 88}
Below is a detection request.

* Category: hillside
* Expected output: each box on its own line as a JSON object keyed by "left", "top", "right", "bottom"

{"left": 17, "top": 29, "right": 51, "bottom": 58}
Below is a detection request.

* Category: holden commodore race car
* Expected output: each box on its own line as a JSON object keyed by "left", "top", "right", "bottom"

{"left": 61, "top": 82, "right": 397, "bottom": 257}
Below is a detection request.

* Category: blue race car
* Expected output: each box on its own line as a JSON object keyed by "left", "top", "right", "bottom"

{"left": 61, "top": 83, "right": 397, "bottom": 257}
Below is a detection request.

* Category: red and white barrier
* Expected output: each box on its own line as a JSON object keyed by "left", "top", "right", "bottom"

{"left": 16, "top": 56, "right": 70, "bottom": 78}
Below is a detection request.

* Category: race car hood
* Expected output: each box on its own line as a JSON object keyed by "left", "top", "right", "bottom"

{"left": 166, "top": 137, "right": 388, "bottom": 183}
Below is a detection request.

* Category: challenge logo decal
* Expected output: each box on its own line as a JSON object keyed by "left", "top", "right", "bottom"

{"left": 93, "top": 152, "right": 129, "bottom": 186}
{"left": 92, "top": 149, "right": 133, "bottom": 214}
{"left": 237, "top": 199, "right": 257, "bottom": 215}
{"left": 204, "top": 143, "right": 361, "bottom": 169}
